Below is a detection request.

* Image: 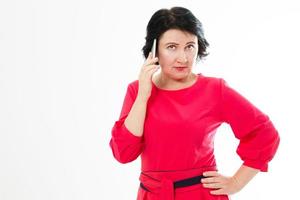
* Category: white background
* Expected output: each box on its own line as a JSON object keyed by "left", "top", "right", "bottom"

{"left": 0, "top": 0, "right": 299, "bottom": 199}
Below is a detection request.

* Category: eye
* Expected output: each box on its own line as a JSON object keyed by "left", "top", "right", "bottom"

{"left": 167, "top": 45, "right": 176, "bottom": 50}
{"left": 186, "top": 44, "right": 195, "bottom": 50}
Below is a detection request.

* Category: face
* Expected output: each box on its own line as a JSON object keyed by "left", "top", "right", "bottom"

{"left": 157, "top": 29, "right": 198, "bottom": 80}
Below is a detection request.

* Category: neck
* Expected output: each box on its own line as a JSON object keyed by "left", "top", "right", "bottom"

{"left": 156, "top": 73, "right": 196, "bottom": 89}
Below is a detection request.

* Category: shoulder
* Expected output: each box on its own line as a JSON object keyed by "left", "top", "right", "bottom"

{"left": 125, "top": 79, "right": 139, "bottom": 95}
{"left": 128, "top": 79, "right": 139, "bottom": 89}
{"left": 198, "top": 73, "right": 224, "bottom": 89}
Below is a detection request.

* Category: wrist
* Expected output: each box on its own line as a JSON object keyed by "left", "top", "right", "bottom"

{"left": 231, "top": 175, "right": 244, "bottom": 192}
{"left": 232, "top": 165, "right": 260, "bottom": 190}
{"left": 136, "top": 93, "right": 149, "bottom": 103}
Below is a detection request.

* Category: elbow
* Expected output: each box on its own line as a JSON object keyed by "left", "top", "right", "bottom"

{"left": 114, "top": 155, "right": 136, "bottom": 164}
{"left": 109, "top": 139, "right": 142, "bottom": 164}
{"left": 112, "top": 150, "right": 141, "bottom": 164}
{"left": 271, "top": 130, "right": 280, "bottom": 157}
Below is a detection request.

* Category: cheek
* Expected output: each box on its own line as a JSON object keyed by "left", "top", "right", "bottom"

{"left": 185, "top": 52, "right": 198, "bottom": 64}
{"left": 187, "top": 50, "right": 198, "bottom": 59}
{"left": 158, "top": 51, "right": 176, "bottom": 65}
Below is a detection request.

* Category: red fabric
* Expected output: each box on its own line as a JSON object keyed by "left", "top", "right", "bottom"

{"left": 138, "top": 167, "right": 229, "bottom": 200}
{"left": 109, "top": 73, "right": 280, "bottom": 199}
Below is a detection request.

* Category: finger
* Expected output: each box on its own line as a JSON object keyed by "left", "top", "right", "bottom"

{"left": 146, "top": 52, "right": 155, "bottom": 62}
{"left": 143, "top": 64, "right": 159, "bottom": 71}
{"left": 142, "top": 66, "right": 159, "bottom": 77}
{"left": 144, "top": 57, "right": 158, "bottom": 67}
{"left": 210, "top": 188, "right": 227, "bottom": 195}
{"left": 203, "top": 171, "right": 219, "bottom": 177}
{"left": 201, "top": 177, "right": 218, "bottom": 184}
{"left": 148, "top": 66, "right": 160, "bottom": 74}
{"left": 203, "top": 183, "right": 221, "bottom": 189}
{"left": 144, "top": 52, "right": 152, "bottom": 65}
{"left": 152, "top": 67, "right": 160, "bottom": 73}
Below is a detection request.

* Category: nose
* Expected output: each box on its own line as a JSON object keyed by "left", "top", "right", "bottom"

{"left": 176, "top": 50, "right": 188, "bottom": 63}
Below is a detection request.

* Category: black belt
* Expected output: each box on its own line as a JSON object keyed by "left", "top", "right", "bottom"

{"left": 140, "top": 175, "right": 206, "bottom": 192}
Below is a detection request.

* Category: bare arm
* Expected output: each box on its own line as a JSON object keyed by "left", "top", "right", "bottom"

{"left": 232, "top": 165, "right": 259, "bottom": 189}
{"left": 124, "top": 51, "right": 159, "bottom": 137}
{"left": 124, "top": 95, "right": 148, "bottom": 137}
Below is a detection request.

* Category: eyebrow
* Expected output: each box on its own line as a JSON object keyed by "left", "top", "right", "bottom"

{"left": 164, "top": 41, "right": 196, "bottom": 46}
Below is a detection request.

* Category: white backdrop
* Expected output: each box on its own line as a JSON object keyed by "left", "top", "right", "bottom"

{"left": 0, "top": 0, "right": 299, "bottom": 199}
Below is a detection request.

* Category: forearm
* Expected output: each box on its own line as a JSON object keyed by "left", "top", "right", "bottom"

{"left": 232, "top": 165, "right": 260, "bottom": 188}
{"left": 124, "top": 95, "right": 148, "bottom": 137}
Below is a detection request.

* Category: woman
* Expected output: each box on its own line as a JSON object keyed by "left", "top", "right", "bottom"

{"left": 109, "top": 7, "right": 280, "bottom": 200}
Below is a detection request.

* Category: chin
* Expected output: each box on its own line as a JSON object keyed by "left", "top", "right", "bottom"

{"left": 172, "top": 72, "right": 192, "bottom": 80}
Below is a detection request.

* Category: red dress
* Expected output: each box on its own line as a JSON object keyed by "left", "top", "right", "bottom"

{"left": 109, "top": 73, "right": 280, "bottom": 200}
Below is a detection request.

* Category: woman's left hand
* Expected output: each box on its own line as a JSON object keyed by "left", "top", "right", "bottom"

{"left": 201, "top": 171, "right": 243, "bottom": 195}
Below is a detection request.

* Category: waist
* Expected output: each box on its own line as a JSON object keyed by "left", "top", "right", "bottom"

{"left": 140, "top": 166, "right": 217, "bottom": 182}
{"left": 139, "top": 166, "right": 217, "bottom": 200}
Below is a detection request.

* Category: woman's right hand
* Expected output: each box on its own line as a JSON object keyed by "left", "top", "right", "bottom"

{"left": 137, "top": 52, "right": 160, "bottom": 101}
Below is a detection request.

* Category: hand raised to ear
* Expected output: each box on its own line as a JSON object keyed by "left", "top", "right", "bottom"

{"left": 137, "top": 52, "right": 160, "bottom": 101}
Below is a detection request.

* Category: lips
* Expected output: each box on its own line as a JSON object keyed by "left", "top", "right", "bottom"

{"left": 174, "top": 66, "right": 187, "bottom": 68}
{"left": 174, "top": 66, "right": 188, "bottom": 72}
{"left": 174, "top": 66, "right": 188, "bottom": 69}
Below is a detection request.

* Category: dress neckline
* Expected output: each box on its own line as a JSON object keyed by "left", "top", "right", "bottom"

{"left": 151, "top": 73, "right": 201, "bottom": 92}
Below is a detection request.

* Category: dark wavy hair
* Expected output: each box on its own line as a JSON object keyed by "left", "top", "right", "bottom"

{"left": 142, "top": 7, "right": 209, "bottom": 61}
